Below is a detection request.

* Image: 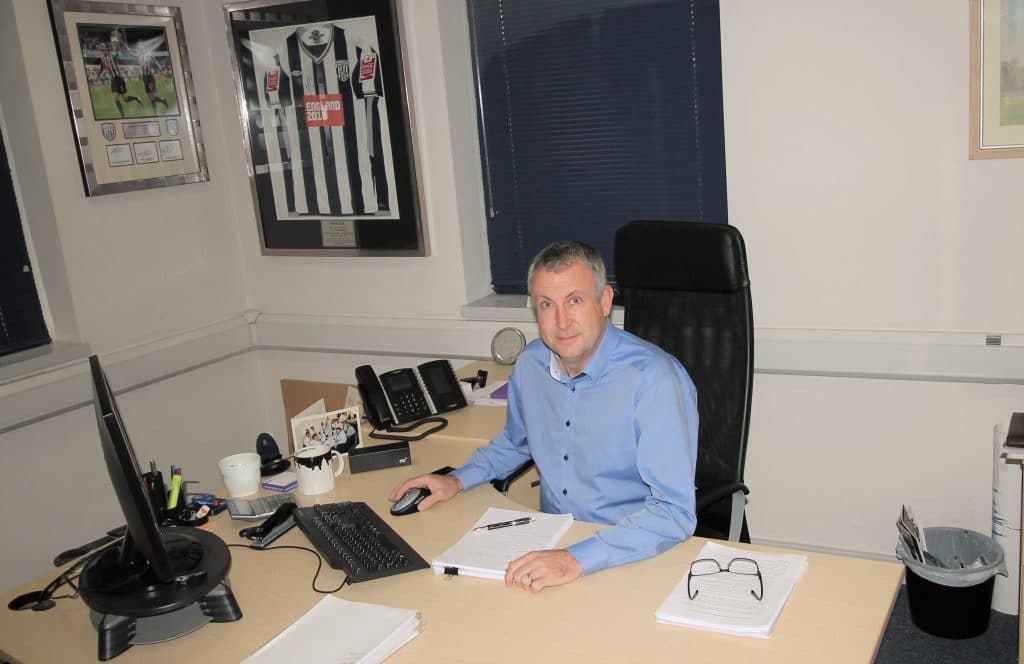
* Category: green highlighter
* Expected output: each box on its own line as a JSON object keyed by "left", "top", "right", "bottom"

{"left": 166, "top": 468, "right": 183, "bottom": 509}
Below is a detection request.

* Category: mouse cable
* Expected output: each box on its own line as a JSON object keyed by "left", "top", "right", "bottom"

{"left": 228, "top": 543, "right": 347, "bottom": 594}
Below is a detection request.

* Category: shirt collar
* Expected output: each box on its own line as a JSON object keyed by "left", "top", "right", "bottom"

{"left": 547, "top": 319, "right": 619, "bottom": 383}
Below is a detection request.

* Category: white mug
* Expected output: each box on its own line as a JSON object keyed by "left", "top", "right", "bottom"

{"left": 218, "top": 452, "right": 261, "bottom": 497}
{"left": 295, "top": 444, "right": 344, "bottom": 496}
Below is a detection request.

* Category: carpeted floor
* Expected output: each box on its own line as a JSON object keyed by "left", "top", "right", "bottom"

{"left": 876, "top": 586, "right": 1018, "bottom": 663}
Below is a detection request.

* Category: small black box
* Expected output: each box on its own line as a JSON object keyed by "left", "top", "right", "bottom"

{"left": 348, "top": 441, "right": 412, "bottom": 474}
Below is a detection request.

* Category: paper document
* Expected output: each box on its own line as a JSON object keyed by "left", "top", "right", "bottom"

{"left": 655, "top": 541, "right": 808, "bottom": 638}
{"left": 897, "top": 505, "right": 927, "bottom": 563}
{"left": 432, "top": 507, "right": 573, "bottom": 579}
{"left": 467, "top": 380, "right": 509, "bottom": 407}
{"left": 243, "top": 595, "right": 420, "bottom": 664}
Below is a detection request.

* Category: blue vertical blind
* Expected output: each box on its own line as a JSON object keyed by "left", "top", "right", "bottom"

{"left": 467, "top": 0, "right": 728, "bottom": 293}
{"left": 0, "top": 127, "right": 50, "bottom": 357}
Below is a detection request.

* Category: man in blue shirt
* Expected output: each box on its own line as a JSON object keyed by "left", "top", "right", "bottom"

{"left": 390, "top": 241, "right": 698, "bottom": 591}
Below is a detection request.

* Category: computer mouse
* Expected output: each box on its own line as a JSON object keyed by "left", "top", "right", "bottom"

{"left": 390, "top": 486, "right": 430, "bottom": 516}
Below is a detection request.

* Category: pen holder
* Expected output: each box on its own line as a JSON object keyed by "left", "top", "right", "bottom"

{"left": 144, "top": 470, "right": 168, "bottom": 523}
{"left": 173, "top": 504, "right": 210, "bottom": 528}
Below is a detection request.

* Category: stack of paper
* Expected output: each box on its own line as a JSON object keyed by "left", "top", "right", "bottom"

{"left": 655, "top": 541, "right": 808, "bottom": 638}
{"left": 243, "top": 596, "right": 420, "bottom": 664}
{"left": 432, "top": 507, "right": 573, "bottom": 579}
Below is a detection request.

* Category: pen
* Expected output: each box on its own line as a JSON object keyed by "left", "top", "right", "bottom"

{"left": 473, "top": 517, "right": 534, "bottom": 532}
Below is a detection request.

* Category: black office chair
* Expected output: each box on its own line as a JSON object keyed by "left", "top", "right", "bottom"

{"left": 614, "top": 220, "right": 754, "bottom": 542}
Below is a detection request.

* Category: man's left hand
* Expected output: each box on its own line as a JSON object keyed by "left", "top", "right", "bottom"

{"left": 505, "top": 550, "right": 583, "bottom": 593}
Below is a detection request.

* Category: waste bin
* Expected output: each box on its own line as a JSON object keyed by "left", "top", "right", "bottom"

{"left": 896, "top": 527, "right": 1008, "bottom": 639}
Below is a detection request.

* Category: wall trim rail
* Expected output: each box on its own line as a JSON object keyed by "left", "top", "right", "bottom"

{"left": 1, "top": 310, "right": 1021, "bottom": 433}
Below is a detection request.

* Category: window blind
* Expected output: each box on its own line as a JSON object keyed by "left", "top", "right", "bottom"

{"left": 467, "top": 0, "right": 728, "bottom": 293}
{"left": 0, "top": 127, "right": 50, "bottom": 357}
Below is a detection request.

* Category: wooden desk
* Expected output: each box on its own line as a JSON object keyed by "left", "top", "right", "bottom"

{"left": 0, "top": 382, "right": 903, "bottom": 663}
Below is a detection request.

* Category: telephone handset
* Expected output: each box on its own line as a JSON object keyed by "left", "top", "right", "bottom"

{"left": 355, "top": 360, "right": 467, "bottom": 431}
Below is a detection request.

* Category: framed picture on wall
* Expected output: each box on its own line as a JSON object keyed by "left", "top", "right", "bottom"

{"left": 969, "top": 0, "right": 1024, "bottom": 159}
{"left": 224, "top": 0, "right": 426, "bottom": 256}
{"left": 47, "top": 0, "right": 209, "bottom": 195}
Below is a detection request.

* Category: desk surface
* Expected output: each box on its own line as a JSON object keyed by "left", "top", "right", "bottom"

{"left": 0, "top": 368, "right": 903, "bottom": 663}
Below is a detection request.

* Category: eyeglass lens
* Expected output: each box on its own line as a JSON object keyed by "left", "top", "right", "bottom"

{"left": 687, "top": 557, "right": 763, "bottom": 601}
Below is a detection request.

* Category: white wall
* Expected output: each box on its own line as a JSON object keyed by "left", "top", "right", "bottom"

{"left": 748, "top": 374, "right": 1024, "bottom": 555}
{"left": 0, "top": 0, "right": 1022, "bottom": 595}
{"left": 720, "top": 0, "right": 1024, "bottom": 333}
{"left": 715, "top": 0, "right": 1024, "bottom": 551}
{"left": 2, "top": 0, "right": 246, "bottom": 355}
{"left": 1, "top": 354, "right": 265, "bottom": 594}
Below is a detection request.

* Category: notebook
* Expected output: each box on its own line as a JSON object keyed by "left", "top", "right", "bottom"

{"left": 432, "top": 507, "right": 573, "bottom": 580}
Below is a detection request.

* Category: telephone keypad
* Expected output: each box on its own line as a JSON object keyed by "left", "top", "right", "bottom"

{"left": 393, "top": 391, "right": 430, "bottom": 423}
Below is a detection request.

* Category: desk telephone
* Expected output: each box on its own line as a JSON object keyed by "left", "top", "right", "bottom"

{"left": 355, "top": 360, "right": 467, "bottom": 430}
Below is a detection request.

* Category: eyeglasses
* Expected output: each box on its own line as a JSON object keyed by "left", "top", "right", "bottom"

{"left": 687, "top": 557, "right": 763, "bottom": 601}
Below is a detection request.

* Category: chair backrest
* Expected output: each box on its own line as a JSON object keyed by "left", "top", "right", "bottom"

{"left": 614, "top": 220, "right": 753, "bottom": 500}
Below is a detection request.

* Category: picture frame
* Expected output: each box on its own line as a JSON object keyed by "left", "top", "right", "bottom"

{"left": 969, "top": 0, "right": 1024, "bottom": 159}
{"left": 47, "top": 0, "right": 209, "bottom": 195}
{"left": 290, "top": 406, "right": 362, "bottom": 457}
{"left": 223, "top": 0, "right": 426, "bottom": 256}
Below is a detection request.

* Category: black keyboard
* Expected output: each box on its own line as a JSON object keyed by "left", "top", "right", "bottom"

{"left": 292, "top": 501, "right": 429, "bottom": 583}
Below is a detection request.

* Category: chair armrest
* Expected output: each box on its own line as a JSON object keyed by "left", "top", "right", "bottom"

{"left": 491, "top": 459, "right": 536, "bottom": 494}
{"left": 695, "top": 482, "right": 749, "bottom": 513}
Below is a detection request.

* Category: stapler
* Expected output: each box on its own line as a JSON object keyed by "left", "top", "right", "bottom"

{"left": 240, "top": 502, "right": 297, "bottom": 549}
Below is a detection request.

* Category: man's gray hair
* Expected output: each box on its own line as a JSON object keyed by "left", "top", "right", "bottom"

{"left": 527, "top": 240, "right": 607, "bottom": 297}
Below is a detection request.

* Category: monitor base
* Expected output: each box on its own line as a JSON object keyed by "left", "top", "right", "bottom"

{"left": 79, "top": 528, "right": 241, "bottom": 661}
{"left": 89, "top": 579, "right": 241, "bottom": 661}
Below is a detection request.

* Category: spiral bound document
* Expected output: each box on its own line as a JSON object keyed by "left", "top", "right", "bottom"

{"left": 432, "top": 507, "right": 573, "bottom": 580}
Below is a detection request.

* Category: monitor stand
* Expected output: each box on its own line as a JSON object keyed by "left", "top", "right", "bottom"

{"left": 78, "top": 527, "right": 242, "bottom": 661}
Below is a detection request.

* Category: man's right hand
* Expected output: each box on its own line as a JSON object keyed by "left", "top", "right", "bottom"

{"left": 388, "top": 472, "right": 464, "bottom": 512}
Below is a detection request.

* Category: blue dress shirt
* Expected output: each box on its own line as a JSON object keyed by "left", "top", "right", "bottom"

{"left": 453, "top": 321, "right": 698, "bottom": 575}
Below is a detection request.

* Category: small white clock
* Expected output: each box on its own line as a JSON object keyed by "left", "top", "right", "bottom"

{"left": 490, "top": 327, "right": 527, "bottom": 365}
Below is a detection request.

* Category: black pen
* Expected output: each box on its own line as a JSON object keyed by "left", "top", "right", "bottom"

{"left": 473, "top": 517, "right": 535, "bottom": 532}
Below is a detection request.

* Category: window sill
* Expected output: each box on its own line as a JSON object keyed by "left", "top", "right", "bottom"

{"left": 460, "top": 294, "right": 532, "bottom": 322}
{"left": 460, "top": 294, "right": 625, "bottom": 324}
{"left": 0, "top": 341, "right": 92, "bottom": 386}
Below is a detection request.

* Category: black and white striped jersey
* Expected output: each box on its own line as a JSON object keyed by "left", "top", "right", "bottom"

{"left": 260, "top": 23, "right": 391, "bottom": 217}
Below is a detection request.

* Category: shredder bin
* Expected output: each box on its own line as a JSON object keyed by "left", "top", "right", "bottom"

{"left": 896, "top": 527, "right": 1008, "bottom": 639}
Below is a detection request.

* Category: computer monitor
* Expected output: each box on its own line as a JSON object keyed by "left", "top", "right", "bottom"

{"left": 80, "top": 355, "right": 239, "bottom": 659}
{"left": 88, "top": 354, "right": 174, "bottom": 582}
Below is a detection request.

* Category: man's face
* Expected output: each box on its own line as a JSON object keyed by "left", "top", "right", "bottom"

{"left": 531, "top": 260, "right": 613, "bottom": 377}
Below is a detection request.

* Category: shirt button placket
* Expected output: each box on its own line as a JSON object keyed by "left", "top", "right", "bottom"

{"left": 561, "top": 380, "right": 576, "bottom": 505}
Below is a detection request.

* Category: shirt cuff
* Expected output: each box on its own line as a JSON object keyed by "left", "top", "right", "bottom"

{"left": 566, "top": 537, "right": 609, "bottom": 576}
{"left": 451, "top": 465, "right": 489, "bottom": 492}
